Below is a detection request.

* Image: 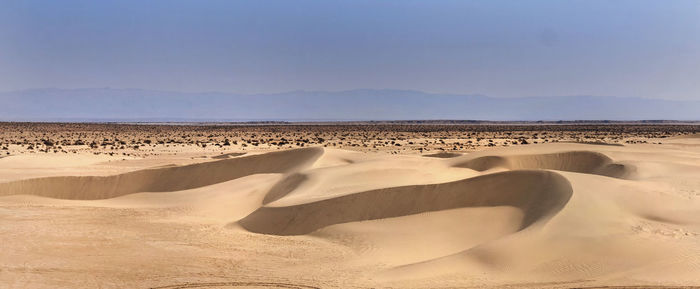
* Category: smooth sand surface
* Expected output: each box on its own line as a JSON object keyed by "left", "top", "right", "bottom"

{"left": 1, "top": 140, "right": 700, "bottom": 288}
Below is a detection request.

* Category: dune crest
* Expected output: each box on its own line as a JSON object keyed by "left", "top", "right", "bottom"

{"left": 238, "top": 170, "right": 573, "bottom": 235}
{"left": 452, "top": 150, "right": 634, "bottom": 178}
{"left": 0, "top": 147, "right": 322, "bottom": 200}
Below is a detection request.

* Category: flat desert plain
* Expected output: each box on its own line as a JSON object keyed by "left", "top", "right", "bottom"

{"left": 1, "top": 123, "right": 700, "bottom": 289}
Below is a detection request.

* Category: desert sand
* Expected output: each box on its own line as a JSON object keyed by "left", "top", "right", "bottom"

{"left": 1, "top": 124, "right": 700, "bottom": 288}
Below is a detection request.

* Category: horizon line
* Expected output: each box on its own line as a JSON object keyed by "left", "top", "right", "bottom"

{"left": 1, "top": 119, "right": 699, "bottom": 125}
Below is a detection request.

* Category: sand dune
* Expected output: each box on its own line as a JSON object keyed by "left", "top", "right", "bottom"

{"left": 452, "top": 150, "right": 634, "bottom": 178}
{"left": 0, "top": 147, "right": 321, "bottom": 199}
{"left": 1, "top": 141, "right": 700, "bottom": 288}
{"left": 239, "top": 170, "right": 572, "bottom": 235}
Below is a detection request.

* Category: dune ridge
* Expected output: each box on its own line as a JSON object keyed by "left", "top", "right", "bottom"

{"left": 0, "top": 147, "right": 322, "bottom": 200}
{"left": 238, "top": 170, "right": 573, "bottom": 235}
{"left": 452, "top": 150, "right": 634, "bottom": 178}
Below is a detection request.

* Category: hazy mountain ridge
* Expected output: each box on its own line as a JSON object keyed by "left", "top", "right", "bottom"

{"left": 1, "top": 88, "right": 698, "bottom": 121}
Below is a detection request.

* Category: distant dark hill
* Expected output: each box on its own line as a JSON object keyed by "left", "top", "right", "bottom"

{"left": 1, "top": 88, "right": 698, "bottom": 121}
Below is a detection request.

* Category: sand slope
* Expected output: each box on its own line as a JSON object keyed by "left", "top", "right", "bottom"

{"left": 239, "top": 170, "right": 572, "bottom": 235}
{"left": 452, "top": 150, "right": 634, "bottom": 178}
{"left": 0, "top": 147, "right": 321, "bottom": 199}
{"left": 1, "top": 142, "right": 700, "bottom": 288}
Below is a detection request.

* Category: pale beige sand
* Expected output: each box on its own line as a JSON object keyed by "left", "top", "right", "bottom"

{"left": 1, "top": 139, "right": 700, "bottom": 288}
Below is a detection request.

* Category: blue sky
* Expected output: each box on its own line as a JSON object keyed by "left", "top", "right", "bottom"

{"left": 1, "top": 0, "right": 699, "bottom": 99}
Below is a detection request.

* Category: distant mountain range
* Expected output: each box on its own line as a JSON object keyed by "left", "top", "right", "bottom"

{"left": 1, "top": 88, "right": 699, "bottom": 121}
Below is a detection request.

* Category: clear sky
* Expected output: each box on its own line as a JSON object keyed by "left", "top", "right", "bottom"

{"left": 1, "top": 0, "right": 699, "bottom": 99}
